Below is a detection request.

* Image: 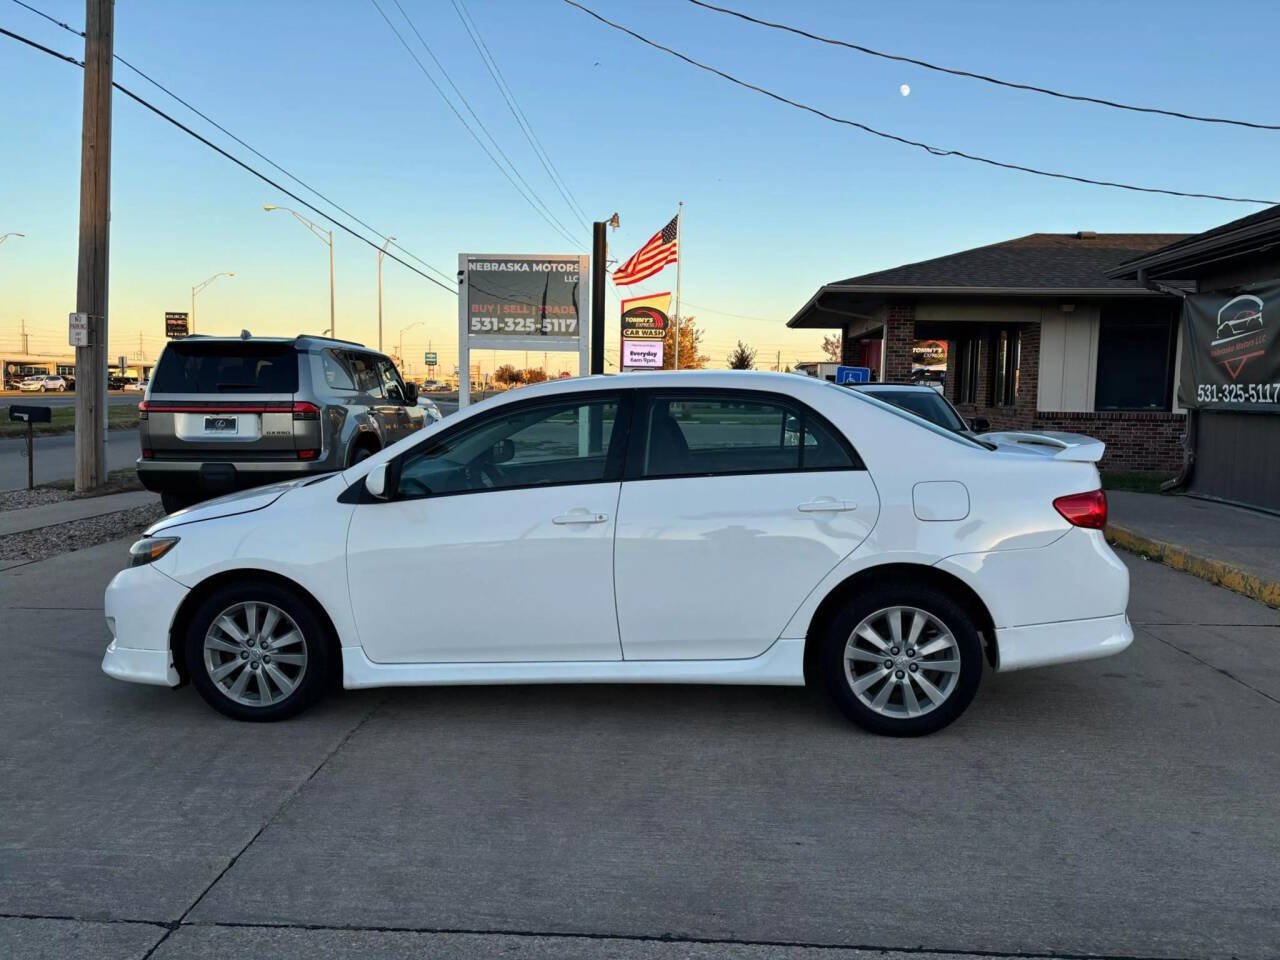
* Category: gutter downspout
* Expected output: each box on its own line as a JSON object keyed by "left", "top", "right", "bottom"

{"left": 1137, "top": 267, "right": 1196, "bottom": 494}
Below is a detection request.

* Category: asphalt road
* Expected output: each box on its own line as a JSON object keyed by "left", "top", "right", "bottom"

{"left": 0, "top": 429, "right": 140, "bottom": 490}
{"left": 0, "top": 544, "right": 1277, "bottom": 960}
{"left": 0, "top": 402, "right": 459, "bottom": 491}
{"left": 0, "top": 392, "right": 142, "bottom": 409}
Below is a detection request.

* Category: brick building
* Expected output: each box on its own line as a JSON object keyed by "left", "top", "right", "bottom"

{"left": 787, "top": 232, "right": 1190, "bottom": 472}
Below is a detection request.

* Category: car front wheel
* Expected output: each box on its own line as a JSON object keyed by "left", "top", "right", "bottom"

{"left": 185, "top": 581, "right": 332, "bottom": 721}
{"left": 820, "top": 583, "right": 983, "bottom": 737}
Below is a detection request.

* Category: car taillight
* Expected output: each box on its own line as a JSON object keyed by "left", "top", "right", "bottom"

{"left": 141, "top": 449, "right": 154, "bottom": 459}
{"left": 291, "top": 402, "right": 320, "bottom": 421}
{"left": 297, "top": 449, "right": 320, "bottom": 460}
{"left": 138, "top": 400, "right": 149, "bottom": 420}
{"left": 1054, "top": 490, "right": 1107, "bottom": 529}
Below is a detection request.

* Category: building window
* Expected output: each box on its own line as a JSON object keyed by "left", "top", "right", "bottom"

{"left": 991, "top": 328, "right": 1020, "bottom": 406}
{"left": 1095, "top": 309, "right": 1175, "bottom": 411}
{"left": 954, "top": 338, "right": 979, "bottom": 404}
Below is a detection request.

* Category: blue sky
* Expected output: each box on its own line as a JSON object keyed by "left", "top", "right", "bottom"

{"left": 2, "top": 0, "right": 1277, "bottom": 376}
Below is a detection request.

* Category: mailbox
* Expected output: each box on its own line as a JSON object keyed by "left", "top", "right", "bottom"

{"left": 8, "top": 405, "right": 52, "bottom": 424}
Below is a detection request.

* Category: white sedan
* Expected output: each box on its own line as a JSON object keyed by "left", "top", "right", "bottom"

{"left": 19, "top": 374, "right": 68, "bottom": 392}
{"left": 102, "top": 371, "right": 1131, "bottom": 736}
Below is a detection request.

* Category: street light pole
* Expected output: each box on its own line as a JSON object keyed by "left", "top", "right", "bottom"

{"left": 378, "top": 236, "right": 396, "bottom": 353}
{"left": 399, "top": 320, "right": 423, "bottom": 369}
{"left": 264, "top": 204, "right": 335, "bottom": 337}
{"left": 190, "top": 271, "right": 234, "bottom": 334}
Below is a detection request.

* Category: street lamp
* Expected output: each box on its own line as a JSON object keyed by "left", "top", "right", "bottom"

{"left": 0, "top": 232, "right": 24, "bottom": 247}
{"left": 378, "top": 236, "right": 396, "bottom": 353}
{"left": 191, "top": 272, "right": 234, "bottom": 334}
{"left": 399, "top": 320, "right": 423, "bottom": 371}
{"left": 264, "top": 204, "right": 335, "bottom": 336}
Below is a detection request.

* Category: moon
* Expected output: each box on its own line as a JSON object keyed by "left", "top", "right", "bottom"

{"left": 900, "top": 83, "right": 911, "bottom": 97}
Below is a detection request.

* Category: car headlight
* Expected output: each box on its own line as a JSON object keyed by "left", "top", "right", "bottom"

{"left": 129, "top": 536, "right": 179, "bottom": 567}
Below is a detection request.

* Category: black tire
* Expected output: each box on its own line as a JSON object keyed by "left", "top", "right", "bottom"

{"left": 349, "top": 444, "right": 376, "bottom": 466}
{"left": 184, "top": 579, "right": 332, "bottom": 722}
{"left": 160, "top": 491, "right": 195, "bottom": 514}
{"left": 818, "top": 581, "right": 983, "bottom": 737}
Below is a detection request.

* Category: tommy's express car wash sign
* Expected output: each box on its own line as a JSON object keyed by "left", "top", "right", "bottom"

{"left": 1182, "top": 282, "right": 1280, "bottom": 410}
{"left": 465, "top": 256, "right": 582, "bottom": 338}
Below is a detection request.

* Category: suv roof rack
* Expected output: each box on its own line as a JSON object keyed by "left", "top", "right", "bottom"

{"left": 296, "top": 333, "right": 368, "bottom": 349}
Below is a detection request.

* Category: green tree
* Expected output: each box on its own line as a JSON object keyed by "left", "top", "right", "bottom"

{"left": 727, "top": 340, "right": 757, "bottom": 370}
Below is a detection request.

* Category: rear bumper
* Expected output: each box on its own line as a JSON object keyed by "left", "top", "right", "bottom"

{"left": 995, "top": 613, "right": 1133, "bottom": 672}
{"left": 137, "top": 458, "right": 330, "bottom": 495}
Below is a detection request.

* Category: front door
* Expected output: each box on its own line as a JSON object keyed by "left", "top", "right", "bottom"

{"left": 614, "top": 390, "right": 879, "bottom": 661}
{"left": 346, "top": 392, "right": 629, "bottom": 663}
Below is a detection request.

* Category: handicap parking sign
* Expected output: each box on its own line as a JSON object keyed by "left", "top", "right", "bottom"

{"left": 835, "top": 366, "right": 871, "bottom": 384}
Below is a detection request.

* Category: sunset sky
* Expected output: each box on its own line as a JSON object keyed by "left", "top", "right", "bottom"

{"left": 2, "top": 0, "right": 1277, "bottom": 377}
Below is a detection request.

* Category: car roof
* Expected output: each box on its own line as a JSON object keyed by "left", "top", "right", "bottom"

{"left": 166, "top": 334, "right": 371, "bottom": 351}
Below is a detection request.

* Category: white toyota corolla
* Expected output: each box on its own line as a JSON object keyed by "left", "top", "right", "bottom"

{"left": 103, "top": 371, "right": 1131, "bottom": 736}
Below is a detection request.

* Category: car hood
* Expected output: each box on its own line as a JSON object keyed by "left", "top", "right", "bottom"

{"left": 146, "top": 476, "right": 322, "bottom": 534}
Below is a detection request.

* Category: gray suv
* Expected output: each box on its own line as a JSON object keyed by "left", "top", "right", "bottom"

{"left": 137, "top": 334, "right": 425, "bottom": 512}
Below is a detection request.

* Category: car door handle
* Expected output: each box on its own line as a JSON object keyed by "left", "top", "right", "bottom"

{"left": 797, "top": 498, "right": 856, "bottom": 513}
{"left": 552, "top": 510, "right": 609, "bottom": 525}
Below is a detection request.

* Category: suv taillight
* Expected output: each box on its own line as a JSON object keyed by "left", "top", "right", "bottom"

{"left": 1054, "top": 490, "right": 1107, "bottom": 529}
{"left": 291, "top": 401, "right": 320, "bottom": 421}
{"left": 138, "top": 400, "right": 149, "bottom": 420}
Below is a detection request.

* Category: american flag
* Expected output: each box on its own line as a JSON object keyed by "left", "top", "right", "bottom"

{"left": 613, "top": 214, "right": 679, "bottom": 285}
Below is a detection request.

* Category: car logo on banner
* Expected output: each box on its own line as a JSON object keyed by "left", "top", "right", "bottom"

{"left": 1211, "top": 294, "right": 1267, "bottom": 379}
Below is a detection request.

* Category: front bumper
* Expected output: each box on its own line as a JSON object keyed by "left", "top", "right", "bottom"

{"left": 101, "top": 562, "right": 189, "bottom": 688}
{"left": 995, "top": 613, "right": 1133, "bottom": 672}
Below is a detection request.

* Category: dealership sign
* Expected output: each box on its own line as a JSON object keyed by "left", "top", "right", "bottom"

{"left": 1181, "top": 282, "right": 1280, "bottom": 410}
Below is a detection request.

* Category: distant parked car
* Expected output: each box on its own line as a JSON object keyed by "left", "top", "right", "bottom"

{"left": 108, "top": 375, "right": 129, "bottom": 391}
{"left": 123, "top": 379, "right": 148, "bottom": 393}
{"left": 135, "top": 334, "right": 425, "bottom": 513}
{"left": 19, "top": 375, "right": 67, "bottom": 392}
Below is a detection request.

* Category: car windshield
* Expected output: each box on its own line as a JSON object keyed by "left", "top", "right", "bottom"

{"left": 151, "top": 342, "right": 299, "bottom": 394}
{"left": 869, "top": 390, "right": 968, "bottom": 432}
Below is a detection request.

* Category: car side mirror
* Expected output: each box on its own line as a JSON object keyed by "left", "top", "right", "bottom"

{"left": 970, "top": 417, "right": 990, "bottom": 433}
{"left": 364, "top": 462, "right": 389, "bottom": 499}
{"left": 491, "top": 438, "right": 515, "bottom": 463}
{"left": 403, "top": 381, "right": 418, "bottom": 404}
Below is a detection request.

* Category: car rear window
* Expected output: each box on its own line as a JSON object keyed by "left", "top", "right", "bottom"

{"left": 151, "top": 342, "right": 299, "bottom": 394}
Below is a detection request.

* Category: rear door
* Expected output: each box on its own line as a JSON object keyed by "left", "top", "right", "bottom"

{"left": 613, "top": 389, "right": 879, "bottom": 661}
{"left": 144, "top": 341, "right": 300, "bottom": 461}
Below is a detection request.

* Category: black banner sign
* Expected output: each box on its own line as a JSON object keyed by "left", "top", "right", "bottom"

{"left": 465, "top": 257, "right": 581, "bottom": 338}
{"left": 1181, "top": 282, "right": 1280, "bottom": 410}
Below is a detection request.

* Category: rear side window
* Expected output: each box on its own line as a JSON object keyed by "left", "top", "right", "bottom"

{"left": 641, "top": 393, "right": 856, "bottom": 479}
{"left": 320, "top": 350, "right": 356, "bottom": 390}
{"left": 151, "top": 343, "right": 298, "bottom": 394}
{"left": 345, "top": 353, "right": 385, "bottom": 398}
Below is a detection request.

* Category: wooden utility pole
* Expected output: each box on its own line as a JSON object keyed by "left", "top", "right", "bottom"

{"left": 74, "top": 0, "right": 114, "bottom": 492}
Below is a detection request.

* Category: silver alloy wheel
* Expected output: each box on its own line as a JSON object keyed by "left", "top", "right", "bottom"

{"left": 202, "top": 601, "right": 307, "bottom": 707}
{"left": 843, "top": 605, "right": 961, "bottom": 719}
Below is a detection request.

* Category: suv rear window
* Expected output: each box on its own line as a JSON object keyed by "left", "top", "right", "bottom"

{"left": 151, "top": 342, "right": 299, "bottom": 394}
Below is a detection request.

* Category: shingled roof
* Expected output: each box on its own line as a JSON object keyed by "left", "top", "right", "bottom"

{"left": 836, "top": 233, "right": 1189, "bottom": 290}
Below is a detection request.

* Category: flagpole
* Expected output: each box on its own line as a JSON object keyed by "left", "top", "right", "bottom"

{"left": 673, "top": 201, "right": 683, "bottom": 371}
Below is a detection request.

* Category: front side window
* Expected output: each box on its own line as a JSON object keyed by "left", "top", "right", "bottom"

{"left": 641, "top": 393, "right": 855, "bottom": 479}
{"left": 396, "top": 396, "right": 622, "bottom": 498}
{"left": 377, "top": 358, "right": 407, "bottom": 404}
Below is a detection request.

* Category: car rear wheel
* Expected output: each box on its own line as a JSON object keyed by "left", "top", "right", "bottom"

{"left": 819, "top": 583, "right": 982, "bottom": 737}
{"left": 184, "top": 580, "right": 332, "bottom": 721}
{"left": 160, "top": 491, "right": 196, "bottom": 514}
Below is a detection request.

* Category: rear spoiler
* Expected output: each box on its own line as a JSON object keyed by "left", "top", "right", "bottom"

{"left": 980, "top": 430, "right": 1106, "bottom": 463}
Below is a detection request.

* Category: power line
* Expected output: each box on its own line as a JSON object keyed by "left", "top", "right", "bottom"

{"left": 688, "top": 0, "right": 1280, "bottom": 132}
{"left": 385, "top": 0, "right": 582, "bottom": 246}
{"left": 563, "top": 1, "right": 1278, "bottom": 206}
{"left": 9, "top": 0, "right": 458, "bottom": 289}
{"left": 368, "top": 0, "right": 584, "bottom": 250}
{"left": 450, "top": 0, "right": 595, "bottom": 232}
{"left": 681, "top": 300, "right": 779, "bottom": 323}
{"left": 0, "top": 24, "right": 459, "bottom": 294}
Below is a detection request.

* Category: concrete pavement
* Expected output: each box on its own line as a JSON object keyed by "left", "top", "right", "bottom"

{"left": 1108, "top": 490, "right": 1280, "bottom": 606}
{"left": 0, "top": 541, "right": 1277, "bottom": 959}
{"left": 0, "top": 490, "right": 158, "bottom": 536}
{"left": 0, "top": 429, "right": 139, "bottom": 491}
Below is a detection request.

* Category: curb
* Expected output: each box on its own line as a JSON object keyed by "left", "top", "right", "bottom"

{"left": 1106, "top": 524, "right": 1280, "bottom": 609}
